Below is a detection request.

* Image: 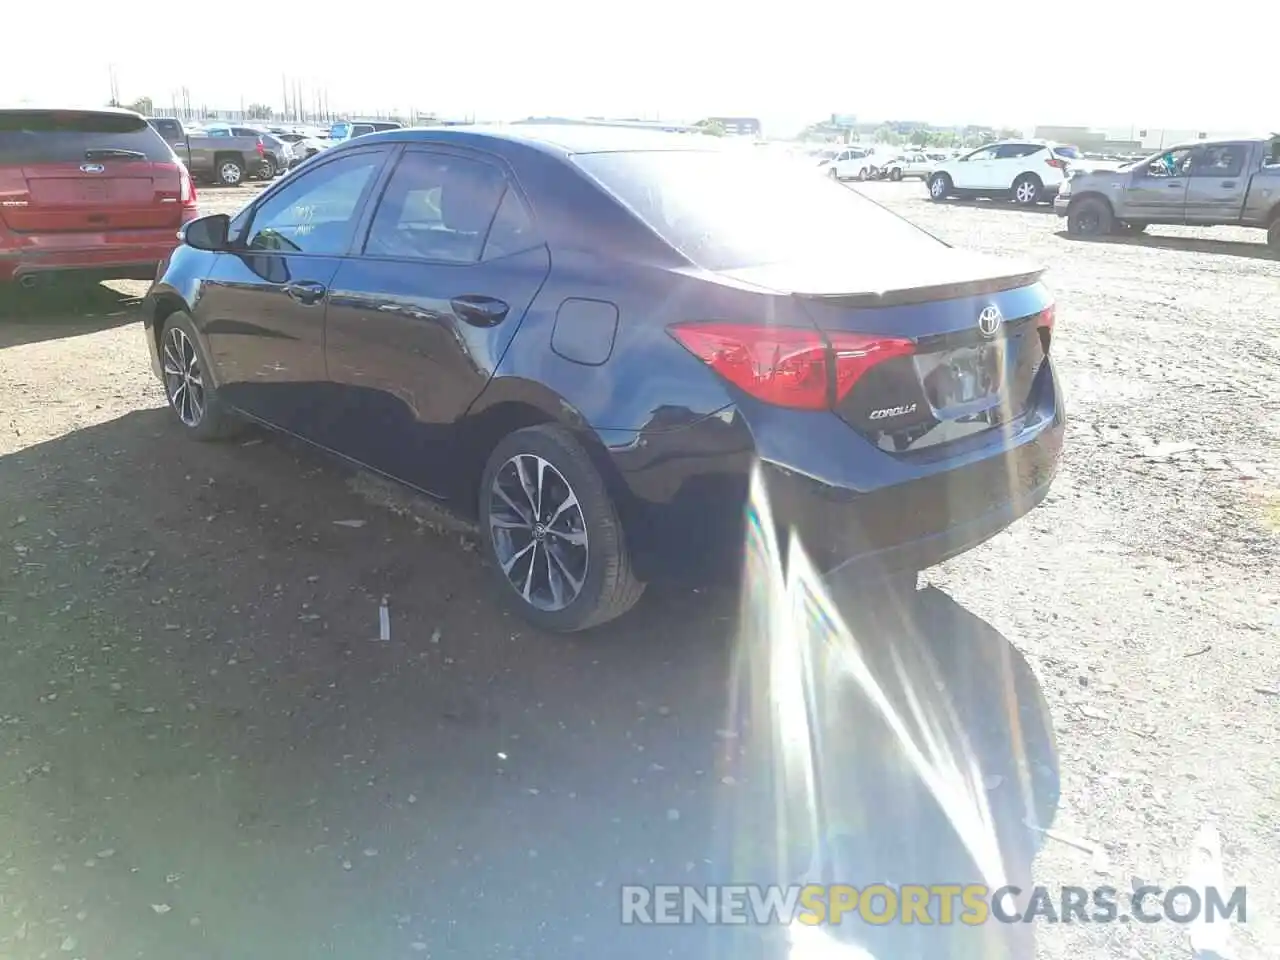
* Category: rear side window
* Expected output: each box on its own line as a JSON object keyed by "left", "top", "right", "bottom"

{"left": 0, "top": 111, "right": 174, "bottom": 164}
{"left": 1053, "top": 145, "right": 1082, "bottom": 160}
{"left": 995, "top": 143, "right": 1042, "bottom": 159}
{"left": 363, "top": 150, "right": 507, "bottom": 263}
{"left": 573, "top": 149, "right": 944, "bottom": 272}
{"left": 148, "top": 118, "right": 182, "bottom": 139}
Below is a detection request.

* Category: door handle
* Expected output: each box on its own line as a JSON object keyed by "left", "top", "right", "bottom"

{"left": 284, "top": 280, "right": 327, "bottom": 306}
{"left": 450, "top": 295, "right": 509, "bottom": 328}
{"left": 1221, "top": 181, "right": 1236, "bottom": 188}
{"left": 1167, "top": 182, "right": 1184, "bottom": 188}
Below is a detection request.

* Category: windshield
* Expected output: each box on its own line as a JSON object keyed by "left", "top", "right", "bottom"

{"left": 574, "top": 148, "right": 943, "bottom": 271}
{"left": 329, "top": 121, "right": 352, "bottom": 139}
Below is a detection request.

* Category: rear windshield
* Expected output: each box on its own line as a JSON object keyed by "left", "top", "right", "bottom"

{"left": 0, "top": 111, "right": 174, "bottom": 164}
{"left": 573, "top": 149, "right": 943, "bottom": 271}
{"left": 1053, "top": 145, "right": 1082, "bottom": 159}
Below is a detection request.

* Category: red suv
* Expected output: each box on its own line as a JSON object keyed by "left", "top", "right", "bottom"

{"left": 0, "top": 108, "right": 198, "bottom": 288}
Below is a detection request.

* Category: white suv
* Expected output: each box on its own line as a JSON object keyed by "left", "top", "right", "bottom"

{"left": 926, "top": 140, "right": 1079, "bottom": 205}
{"left": 818, "top": 146, "right": 878, "bottom": 182}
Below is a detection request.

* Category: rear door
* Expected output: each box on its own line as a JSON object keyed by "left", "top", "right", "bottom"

{"left": 321, "top": 146, "right": 551, "bottom": 494}
{"left": 992, "top": 143, "right": 1043, "bottom": 189}
{"left": 0, "top": 110, "right": 184, "bottom": 234}
{"left": 1184, "top": 142, "right": 1251, "bottom": 223}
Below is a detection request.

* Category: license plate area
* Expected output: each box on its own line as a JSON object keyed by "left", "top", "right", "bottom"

{"left": 915, "top": 340, "right": 1006, "bottom": 415}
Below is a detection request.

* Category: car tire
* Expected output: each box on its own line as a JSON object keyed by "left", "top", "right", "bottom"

{"left": 927, "top": 173, "right": 952, "bottom": 201}
{"left": 260, "top": 157, "right": 277, "bottom": 180}
{"left": 828, "top": 166, "right": 839, "bottom": 180}
{"left": 1267, "top": 219, "right": 1280, "bottom": 251}
{"left": 479, "top": 423, "right": 645, "bottom": 633}
{"left": 890, "top": 167, "right": 903, "bottom": 181}
{"left": 159, "top": 311, "right": 241, "bottom": 441}
{"left": 1067, "top": 197, "right": 1113, "bottom": 237}
{"left": 215, "top": 157, "right": 244, "bottom": 187}
{"left": 1011, "top": 174, "right": 1042, "bottom": 206}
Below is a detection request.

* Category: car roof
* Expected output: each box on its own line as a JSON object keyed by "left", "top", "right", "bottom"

{"left": 0, "top": 104, "right": 145, "bottom": 117}
{"left": 348, "top": 123, "right": 727, "bottom": 157}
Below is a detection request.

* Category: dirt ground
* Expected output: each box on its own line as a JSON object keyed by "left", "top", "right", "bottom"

{"left": 1, "top": 180, "right": 1277, "bottom": 960}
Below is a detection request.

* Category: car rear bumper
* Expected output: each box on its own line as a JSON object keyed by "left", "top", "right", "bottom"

{"left": 1053, "top": 196, "right": 1071, "bottom": 217}
{"left": 606, "top": 358, "right": 1065, "bottom": 584}
{"left": 0, "top": 222, "right": 191, "bottom": 283}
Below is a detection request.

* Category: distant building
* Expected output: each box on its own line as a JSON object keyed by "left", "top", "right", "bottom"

{"left": 1035, "top": 124, "right": 1260, "bottom": 154}
{"left": 703, "top": 117, "right": 762, "bottom": 137}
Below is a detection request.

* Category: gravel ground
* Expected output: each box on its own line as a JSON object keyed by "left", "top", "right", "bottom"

{"left": 0, "top": 180, "right": 1277, "bottom": 960}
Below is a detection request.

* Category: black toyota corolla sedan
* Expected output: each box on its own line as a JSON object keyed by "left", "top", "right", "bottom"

{"left": 141, "top": 124, "right": 1064, "bottom": 632}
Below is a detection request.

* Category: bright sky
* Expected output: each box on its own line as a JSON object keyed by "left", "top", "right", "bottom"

{"left": 4, "top": 3, "right": 1271, "bottom": 135}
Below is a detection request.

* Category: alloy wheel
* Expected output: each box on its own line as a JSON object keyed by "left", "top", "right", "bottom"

{"left": 488, "top": 454, "right": 589, "bottom": 612}
{"left": 931, "top": 177, "right": 946, "bottom": 198}
{"left": 220, "top": 162, "right": 242, "bottom": 185}
{"left": 162, "top": 326, "right": 205, "bottom": 427}
{"left": 1015, "top": 180, "right": 1038, "bottom": 204}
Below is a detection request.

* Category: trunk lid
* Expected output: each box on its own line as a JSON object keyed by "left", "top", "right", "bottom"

{"left": 0, "top": 109, "right": 186, "bottom": 233}
{"left": 722, "top": 250, "right": 1055, "bottom": 454}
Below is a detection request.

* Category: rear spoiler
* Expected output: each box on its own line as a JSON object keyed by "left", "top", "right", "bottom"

{"left": 792, "top": 268, "right": 1046, "bottom": 310}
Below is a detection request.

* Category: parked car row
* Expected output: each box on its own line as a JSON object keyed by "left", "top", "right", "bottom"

{"left": 907, "top": 134, "right": 1280, "bottom": 250}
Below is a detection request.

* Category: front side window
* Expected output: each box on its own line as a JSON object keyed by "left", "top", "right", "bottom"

{"left": 965, "top": 147, "right": 998, "bottom": 162}
{"left": 244, "top": 152, "right": 384, "bottom": 255}
{"left": 1145, "top": 148, "right": 1193, "bottom": 178}
{"left": 364, "top": 151, "right": 507, "bottom": 263}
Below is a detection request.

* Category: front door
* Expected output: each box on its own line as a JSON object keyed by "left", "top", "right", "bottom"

{"left": 194, "top": 147, "right": 390, "bottom": 436}
{"left": 322, "top": 147, "right": 551, "bottom": 497}
{"left": 1184, "top": 142, "right": 1250, "bottom": 223}
{"left": 1125, "top": 147, "right": 1192, "bottom": 222}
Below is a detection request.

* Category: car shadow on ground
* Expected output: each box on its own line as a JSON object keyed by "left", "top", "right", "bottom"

{"left": 0, "top": 410, "right": 1060, "bottom": 960}
{"left": 925, "top": 197, "right": 1058, "bottom": 215}
{"left": 0, "top": 282, "right": 141, "bottom": 348}
{"left": 1055, "top": 229, "right": 1278, "bottom": 260}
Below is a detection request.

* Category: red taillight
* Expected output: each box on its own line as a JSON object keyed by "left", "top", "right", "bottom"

{"left": 1046, "top": 157, "right": 1067, "bottom": 170}
{"left": 179, "top": 166, "right": 196, "bottom": 206}
{"left": 827, "top": 332, "right": 917, "bottom": 402}
{"left": 668, "top": 322, "right": 915, "bottom": 411}
{"left": 1037, "top": 303, "right": 1055, "bottom": 353}
{"left": 256, "top": 139, "right": 266, "bottom": 156}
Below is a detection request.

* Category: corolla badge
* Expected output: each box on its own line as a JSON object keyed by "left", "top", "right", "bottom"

{"left": 79, "top": 163, "right": 106, "bottom": 173}
{"left": 977, "top": 304, "right": 1003, "bottom": 337}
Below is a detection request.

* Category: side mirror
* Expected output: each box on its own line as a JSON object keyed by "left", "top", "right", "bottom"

{"left": 181, "top": 214, "right": 231, "bottom": 251}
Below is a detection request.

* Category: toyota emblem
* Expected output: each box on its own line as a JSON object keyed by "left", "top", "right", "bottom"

{"left": 977, "top": 304, "right": 1003, "bottom": 337}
